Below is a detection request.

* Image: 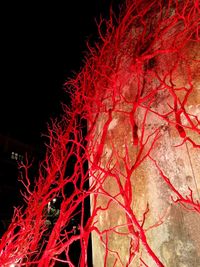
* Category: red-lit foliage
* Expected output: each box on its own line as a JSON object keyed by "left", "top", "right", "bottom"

{"left": 0, "top": 0, "right": 200, "bottom": 266}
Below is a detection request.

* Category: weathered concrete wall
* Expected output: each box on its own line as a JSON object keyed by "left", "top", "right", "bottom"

{"left": 89, "top": 5, "right": 200, "bottom": 266}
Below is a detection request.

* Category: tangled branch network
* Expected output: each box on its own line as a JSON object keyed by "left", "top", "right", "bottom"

{"left": 0, "top": 0, "right": 200, "bottom": 266}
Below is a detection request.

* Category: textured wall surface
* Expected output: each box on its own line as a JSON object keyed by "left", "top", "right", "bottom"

{"left": 90, "top": 3, "right": 200, "bottom": 265}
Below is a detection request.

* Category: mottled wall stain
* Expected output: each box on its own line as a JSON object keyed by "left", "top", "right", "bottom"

{"left": 90, "top": 13, "right": 200, "bottom": 267}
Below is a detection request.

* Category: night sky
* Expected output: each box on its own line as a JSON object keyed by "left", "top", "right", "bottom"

{"left": 1, "top": 1, "right": 118, "bottom": 146}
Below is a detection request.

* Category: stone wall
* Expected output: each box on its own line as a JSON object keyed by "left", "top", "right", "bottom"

{"left": 89, "top": 2, "right": 200, "bottom": 266}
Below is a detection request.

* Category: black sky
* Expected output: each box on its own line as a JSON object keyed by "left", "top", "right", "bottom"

{"left": 1, "top": 1, "right": 117, "bottom": 146}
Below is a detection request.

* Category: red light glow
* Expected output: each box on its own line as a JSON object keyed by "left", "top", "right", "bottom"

{"left": 0, "top": 0, "right": 200, "bottom": 266}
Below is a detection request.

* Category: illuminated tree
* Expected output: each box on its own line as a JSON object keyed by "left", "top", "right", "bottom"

{"left": 0, "top": 0, "right": 200, "bottom": 266}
